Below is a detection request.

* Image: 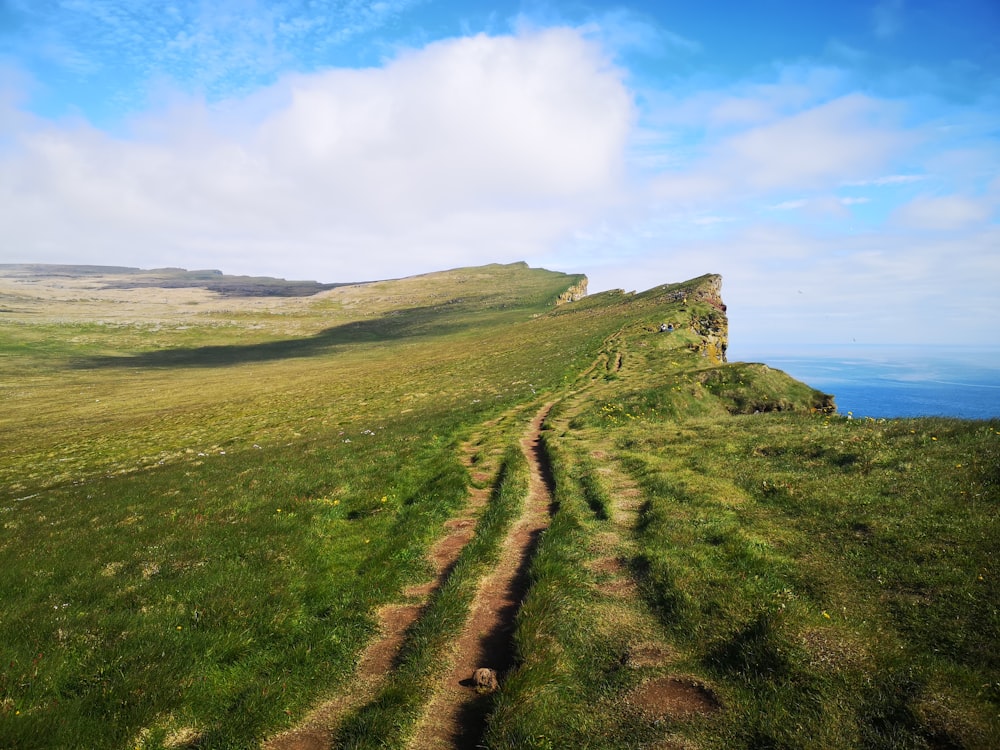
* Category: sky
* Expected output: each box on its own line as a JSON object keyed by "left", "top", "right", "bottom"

{"left": 1, "top": 1, "right": 998, "bottom": 352}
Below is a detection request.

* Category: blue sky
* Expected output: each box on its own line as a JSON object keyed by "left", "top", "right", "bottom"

{"left": 1, "top": 1, "right": 998, "bottom": 351}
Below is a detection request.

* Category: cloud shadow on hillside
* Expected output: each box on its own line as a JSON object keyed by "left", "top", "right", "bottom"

{"left": 71, "top": 304, "right": 477, "bottom": 369}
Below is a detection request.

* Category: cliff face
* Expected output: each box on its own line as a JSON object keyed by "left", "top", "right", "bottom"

{"left": 690, "top": 274, "right": 728, "bottom": 363}
{"left": 556, "top": 277, "right": 588, "bottom": 305}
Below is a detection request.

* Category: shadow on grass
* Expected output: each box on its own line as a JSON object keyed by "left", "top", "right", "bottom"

{"left": 70, "top": 304, "right": 477, "bottom": 369}
{"left": 704, "top": 610, "right": 791, "bottom": 682}
{"left": 452, "top": 525, "right": 546, "bottom": 750}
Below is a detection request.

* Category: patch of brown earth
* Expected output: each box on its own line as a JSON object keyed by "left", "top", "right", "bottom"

{"left": 469, "top": 470, "right": 493, "bottom": 485}
{"left": 264, "top": 732, "right": 327, "bottom": 750}
{"left": 589, "top": 556, "right": 625, "bottom": 576}
{"left": 403, "top": 580, "right": 437, "bottom": 598}
{"left": 648, "top": 738, "right": 701, "bottom": 750}
{"left": 163, "top": 727, "right": 202, "bottom": 749}
{"left": 430, "top": 518, "right": 476, "bottom": 569}
{"left": 363, "top": 604, "right": 423, "bottom": 674}
{"left": 591, "top": 556, "right": 636, "bottom": 596}
{"left": 625, "top": 643, "right": 677, "bottom": 669}
{"left": 630, "top": 677, "right": 721, "bottom": 719}
{"left": 615, "top": 485, "right": 644, "bottom": 514}
{"left": 598, "top": 579, "right": 638, "bottom": 596}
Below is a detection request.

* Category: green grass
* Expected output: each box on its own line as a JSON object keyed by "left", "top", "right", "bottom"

{"left": 0, "top": 263, "right": 606, "bottom": 748}
{"left": 2, "top": 263, "right": 996, "bottom": 749}
{"left": 492, "top": 315, "right": 999, "bottom": 749}
{"left": 0, "top": 419, "right": 471, "bottom": 748}
{"left": 626, "top": 413, "right": 999, "bottom": 749}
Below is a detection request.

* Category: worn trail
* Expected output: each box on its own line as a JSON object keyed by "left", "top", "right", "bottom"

{"left": 407, "top": 403, "right": 556, "bottom": 750}
{"left": 261, "top": 434, "right": 496, "bottom": 750}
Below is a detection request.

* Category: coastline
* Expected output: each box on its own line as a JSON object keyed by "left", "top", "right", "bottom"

{"left": 730, "top": 345, "right": 1000, "bottom": 420}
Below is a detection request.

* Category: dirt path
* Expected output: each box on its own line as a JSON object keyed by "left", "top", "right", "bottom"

{"left": 262, "top": 346, "right": 605, "bottom": 750}
{"left": 406, "top": 403, "right": 556, "bottom": 750}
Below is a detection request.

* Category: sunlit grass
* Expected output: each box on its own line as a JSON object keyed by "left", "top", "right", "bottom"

{"left": 4, "top": 264, "right": 995, "bottom": 748}
{"left": 496, "top": 317, "right": 999, "bottom": 749}
{"left": 0, "top": 263, "right": 609, "bottom": 748}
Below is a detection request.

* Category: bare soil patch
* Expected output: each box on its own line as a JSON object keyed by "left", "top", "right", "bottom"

{"left": 589, "top": 555, "right": 626, "bottom": 576}
{"left": 625, "top": 643, "right": 678, "bottom": 669}
{"left": 630, "top": 677, "right": 721, "bottom": 718}
{"left": 591, "top": 555, "right": 637, "bottom": 596}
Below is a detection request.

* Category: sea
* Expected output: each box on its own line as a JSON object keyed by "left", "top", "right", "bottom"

{"left": 731, "top": 345, "right": 1000, "bottom": 421}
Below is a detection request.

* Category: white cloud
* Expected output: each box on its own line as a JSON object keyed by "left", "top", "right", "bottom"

{"left": 893, "top": 193, "right": 996, "bottom": 229}
{"left": 720, "top": 94, "right": 906, "bottom": 190}
{"left": 691, "top": 215, "right": 735, "bottom": 226}
{"left": 767, "top": 196, "right": 867, "bottom": 213}
{"left": 650, "top": 93, "right": 910, "bottom": 205}
{"left": 770, "top": 199, "right": 808, "bottom": 211}
{"left": 844, "top": 174, "right": 925, "bottom": 186}
{"left": 0, "top": 28, "right": 634, "bottom": 281}
{"left": 578, "top": 8, "right": 701, "bottom": 57}
{"left": 639, "top": 65, "right": 849, "bottom": 134}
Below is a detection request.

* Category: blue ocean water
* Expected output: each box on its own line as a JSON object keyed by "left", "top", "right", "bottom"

{"left": 732, "top": 346, "right": 1000, "bottom": 420}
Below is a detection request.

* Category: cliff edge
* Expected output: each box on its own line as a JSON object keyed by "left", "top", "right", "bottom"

{"left": 691, "top": 274, "right": 727, "bottom": 363}
{"left": 556, "top": 277, "right": 588, "bottom": 305}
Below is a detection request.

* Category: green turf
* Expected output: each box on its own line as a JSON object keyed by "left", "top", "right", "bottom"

{"left": 2, "top": 264, "right": 995, "bottom": 749}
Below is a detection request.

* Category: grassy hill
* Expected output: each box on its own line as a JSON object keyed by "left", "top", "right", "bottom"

{"left": 0, "top": 263, "right": 995, "bottom": 749}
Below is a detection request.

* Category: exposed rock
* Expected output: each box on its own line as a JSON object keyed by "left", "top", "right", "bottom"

{"left": 556, "top": 277, "right": 588, "bottom": 305}
{"left": 685, "top": 275, "right": 728, "bottom": 363}
{"left": 472, "top": 667, "right": 499, "bottom": 694}
{"left": 689, "top": 310, "right": 728, "bottom": 363}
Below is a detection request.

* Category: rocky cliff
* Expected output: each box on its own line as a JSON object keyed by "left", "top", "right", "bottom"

{"left": 689, "top": 274, "right": 728, "bottom": 363}
{"left": 556, "top": 277, "right": 588, "bottom": 305}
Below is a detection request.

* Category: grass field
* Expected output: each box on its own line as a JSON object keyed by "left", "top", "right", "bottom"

{"left": 1, "top": 263, "right": 996, "bottom": 749}
{"left": 487, "top": 313, "right": 999, "bottom": 750}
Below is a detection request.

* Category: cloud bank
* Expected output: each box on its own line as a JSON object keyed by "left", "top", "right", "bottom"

{"left": 1, "top": 15, "right": 997, "bottom": 348}
{"left": 1, "top": 28, "right": 632, "bottom": 280}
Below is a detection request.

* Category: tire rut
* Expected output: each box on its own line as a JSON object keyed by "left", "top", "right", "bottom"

{"left": 264, "top": 333, "right": 627, "bottom": 749}
{"left": 406, "top": 403, "right": 556, "bottom": 750}
{"left": 261, "top": 431, "right": 495, "bottom": 750}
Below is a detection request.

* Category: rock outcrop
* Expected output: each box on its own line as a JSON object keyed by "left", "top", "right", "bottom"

{"left": 690, "top": 275, "right": 728, "bottom": 363}
{"left": 556, "top": 277, "right": 588, "bottom": 305}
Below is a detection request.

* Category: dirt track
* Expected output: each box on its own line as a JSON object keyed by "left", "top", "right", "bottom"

{"left": 263, "top": 404, "right": 554, "bottom": 750}
{"left": 406, "top": 403, "right": 555, "bottom": 749}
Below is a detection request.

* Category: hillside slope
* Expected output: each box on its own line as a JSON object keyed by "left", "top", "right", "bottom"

{"left": 0, "top": 263, "right": 994, "bottom": 750}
